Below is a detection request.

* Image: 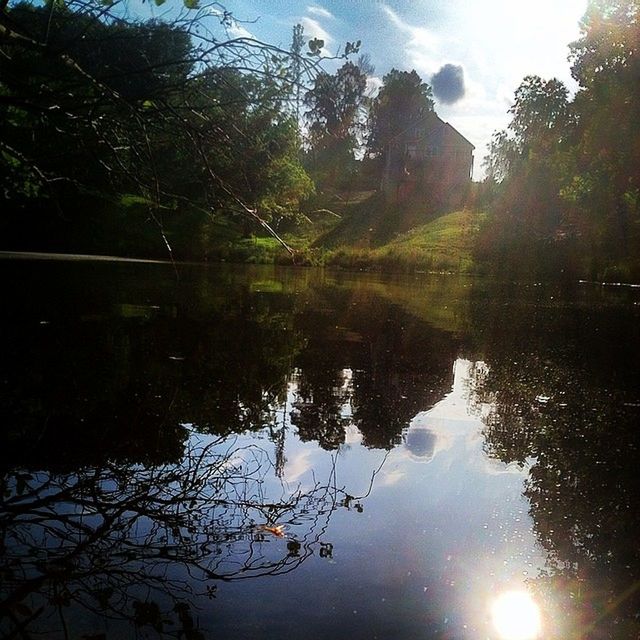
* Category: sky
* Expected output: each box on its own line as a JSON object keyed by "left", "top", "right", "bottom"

{"left": 154, "top": 0, "right": 589, "bottom": 178}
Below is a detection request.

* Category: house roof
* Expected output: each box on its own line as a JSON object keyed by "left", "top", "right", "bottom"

{"left": 442, "top": 121, "right": 475, "bottom": 150}
{"left": 395, "top": 111, "right": 475, "bottom": 150}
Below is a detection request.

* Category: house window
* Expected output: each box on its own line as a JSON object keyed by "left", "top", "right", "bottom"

{"left": 406, "top": 144, "right": 418, "bottom": 158}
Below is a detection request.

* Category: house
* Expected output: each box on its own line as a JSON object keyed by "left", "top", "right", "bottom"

{"left": 381, "top": 111, "right": 474, "bottom": 206}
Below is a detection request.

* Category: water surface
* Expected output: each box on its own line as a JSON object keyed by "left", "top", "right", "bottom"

{"left": 1, "top": 260, "right": 639, "bottom": 639}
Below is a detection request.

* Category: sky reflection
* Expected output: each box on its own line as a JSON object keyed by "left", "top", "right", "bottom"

{"left": 234, "top": 357, "right": 547, "bottom": 639}
{"left": 7, "top": 263, "right": 637, "bottom": 638}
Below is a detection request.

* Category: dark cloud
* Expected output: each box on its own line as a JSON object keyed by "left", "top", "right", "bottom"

{"left": 431, "top": 64, "right": 465, "bottom": 104}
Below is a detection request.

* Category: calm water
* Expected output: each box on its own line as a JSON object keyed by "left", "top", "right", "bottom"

{"left": 1, "top": 259, "right": 639, "bottom": 639}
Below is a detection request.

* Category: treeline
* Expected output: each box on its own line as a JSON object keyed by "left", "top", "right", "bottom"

{"left": 0, "top": 1, "right": 326, "bottom": 259}
{"left": 479, "top": 0, "right": 640, "bottom": 282}
{"left": 3, "top": 1, "right": 638, "bottom": 279}
{"left": 0, "top": 1, "right": 453, "bottom": 260}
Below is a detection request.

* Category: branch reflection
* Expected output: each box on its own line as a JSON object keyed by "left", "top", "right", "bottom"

{"left": 0, "top": 432, "right": 364, "bottom": 638}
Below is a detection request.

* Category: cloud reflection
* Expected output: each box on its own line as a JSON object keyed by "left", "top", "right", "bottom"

{"left": 284, "top": 449, "right": 314, "bottom": 483}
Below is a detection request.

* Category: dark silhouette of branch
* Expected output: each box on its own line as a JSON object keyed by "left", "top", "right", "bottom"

{"left": 1, "top": 435, "right": 376, "bottom": 638}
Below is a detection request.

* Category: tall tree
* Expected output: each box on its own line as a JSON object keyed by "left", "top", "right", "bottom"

{"left": 483, "top": 75, "right": 569, "bottom": 180}
{"left": 561, "top": 0, "right": 640, "bottom": 271}
{"left": 509, "top": 76, "right": 570, "bottom": 156}
{"left": 367, "top": 69, "right": 434, "bottom": 157}
{"left": 303, "top": 61, "right": 368, "bottom": 184}
{"left": 480, "top": 1, "right": 640, "bottom": 281}
{"left": 478, "top": 76, "right": 571, "bottom": 278}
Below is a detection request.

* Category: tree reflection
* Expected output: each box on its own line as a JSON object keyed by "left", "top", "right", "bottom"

{"left": 0, "top": 262, "right": 475, "bottom": 637}
{"left": 1, "top": 262, "right": 462, "bottom": 465}
{"left": 473, "top": 292, "right": 640, "bottom": 639}
{"left": 0, "top": 431, "right": 366, "bottom": 639}
{"left": 293, "top": 287, "right": 460, "bottom": 450}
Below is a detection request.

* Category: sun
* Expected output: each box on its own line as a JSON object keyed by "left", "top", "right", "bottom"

{"left": 491, "top": 590, "right": 542, "bottom": 640}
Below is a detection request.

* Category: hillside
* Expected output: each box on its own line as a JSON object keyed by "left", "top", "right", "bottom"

{"left": 323, "top": 208, "right": 486, "bottom": 273}
{"left": 205, "top": 191, "right": 486, "bottom": 274}
{"left": 311, "top": 191, "right": 454, "bottom": 249}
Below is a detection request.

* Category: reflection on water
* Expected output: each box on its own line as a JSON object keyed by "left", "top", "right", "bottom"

{"left": 403, "top": 359, "right": 490, "bottom": 464}
{"left": 1, "top": 260, "right": 639, "bottom": 638}
{"left": 491, "top": 590, "right": 542, "bottom": 640}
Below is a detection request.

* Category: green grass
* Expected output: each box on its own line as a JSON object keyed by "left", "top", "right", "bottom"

{"left": 326, "top": 209, "right": 487, "bottom": 273}
{"left": 382, "top": 209, "right": 486, "bottom": 271}
{"left": 207, "top": 203, "right": 487, "bottom": 275}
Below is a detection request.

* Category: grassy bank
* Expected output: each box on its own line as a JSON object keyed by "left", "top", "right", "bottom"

{"left": 220, "top": 208, "right": 487, "bottom": 274}
{"left": 174, "top": 188, "right": 639, "bottom": 281}
{"left": 326, "top": 209, "right": 486, "bottom": 273}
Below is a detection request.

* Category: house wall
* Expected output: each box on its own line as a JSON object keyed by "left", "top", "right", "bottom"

{"left": 381, "top": 123, "right": 474, "bottom": 205}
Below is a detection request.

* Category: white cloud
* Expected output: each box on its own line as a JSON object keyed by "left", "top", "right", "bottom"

{"left": 379, "top": 468, "right": 406, "bottom": 486}
{"left": 307, "top": 5, "right": 334, "bottom": 20}
{"left": 381, "top": 5, "right": 443, "bottom": 77}
{"left": 284, "top": 450, "right": 314, "bottom": 483}
{"left": 228, "top": 21, "right": 254, "bottom": 40}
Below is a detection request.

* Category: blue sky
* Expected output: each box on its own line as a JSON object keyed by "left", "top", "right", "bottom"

{"left": 148, "top": 1, "right": 588, "bottom": 177}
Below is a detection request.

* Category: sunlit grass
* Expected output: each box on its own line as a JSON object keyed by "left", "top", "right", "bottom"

{"left": 212, "top": 209, "right": 487, "bottom": 274}
{"left": 327, "top": 209, "right": 486, "bottom": 273}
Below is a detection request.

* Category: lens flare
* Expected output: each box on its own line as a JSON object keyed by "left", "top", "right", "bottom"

{"left": 491, "top": 590, "right": 542, "bottom": 640}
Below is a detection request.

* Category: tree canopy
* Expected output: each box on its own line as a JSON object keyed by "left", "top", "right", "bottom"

{"left": 481, "top": 0, "right": 640, "bottom": 281}
{"left": 367, "top": 69, "right": 435, "bottom": 157}
{"left": 303, "top": 60, "right": 368, "bottom": 185}
{"left": 0, "top": 1, "right": 339, "bottom": 257}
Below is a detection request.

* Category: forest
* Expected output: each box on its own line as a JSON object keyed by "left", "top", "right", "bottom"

{"left": 1, "top": 0, "right": 638, "bottom": 282}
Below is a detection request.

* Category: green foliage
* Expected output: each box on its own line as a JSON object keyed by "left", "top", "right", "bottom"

{"left": 367, "top": 69, "right": 435, "bottom": 157}
{"left": 562, "top": 0, "right": 640, "bottom": 269}
{"left": 483, "top": 75, "right": 570, "bottom": 182}
{"left": 509, "top": 76, "right": 569, "bottom": 153}
{"left": 481, "top": 1, "right": 640, "bottom": 282}
{"left": 304, "top": 61, "right": 369, "bottom": 188}
{"left": 0, "top": 2, "right": 315, "bottom": 259}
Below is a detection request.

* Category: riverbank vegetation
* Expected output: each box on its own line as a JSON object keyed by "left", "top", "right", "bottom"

{"left": 1, "top": 0, "right": 638, "bottom": 281}
{"left": 480, "top": 1, "right": 640, "bottom": 282}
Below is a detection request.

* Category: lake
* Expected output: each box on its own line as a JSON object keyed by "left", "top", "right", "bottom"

{"left": 1, "top": 257, "right": 639, "bottom": 639}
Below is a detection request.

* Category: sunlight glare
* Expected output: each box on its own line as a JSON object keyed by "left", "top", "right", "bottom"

{"left": 491, "top": 590, "right": 542, "bottom": 640}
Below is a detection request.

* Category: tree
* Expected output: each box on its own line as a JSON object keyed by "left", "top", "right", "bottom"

{"left": 0, "top": 1, "right": 359, "bottom": 257}
{"left": 509, "top": 76, "right": 569, "bottom": 156}
{"left": 367, "top": 69, "right": 434, "bottom": 158}
{"left": 303, "top": 60, "right": 368, "bottom": 185}
{"left": 482, "top": 130, "right": 518, "bottom": 184}
{"left": 561, "top": 0, "right": 640, "bottom": 274}
{"left": 483, "top": 75, "right": 569, "bottom": 181}
{"left": 478, "top": 76, "right": 571, "bottom": 278}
